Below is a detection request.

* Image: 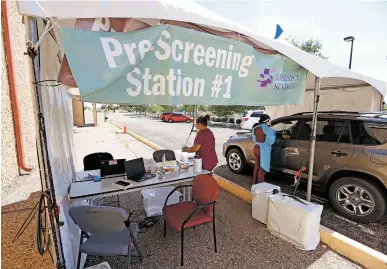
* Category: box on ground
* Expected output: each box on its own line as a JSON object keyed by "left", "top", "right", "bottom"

{"left": 141, "top": 186, "right": 181, "bottom": 217}
{"left": 267, "top": 193, "right": 323, "bottom": 251}
{"left": 251, "top": 182, "right": 281, "bottom": 224}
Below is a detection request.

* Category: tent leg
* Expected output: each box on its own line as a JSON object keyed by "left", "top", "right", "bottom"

{"left": 93, "top": 103, "right": 97, "bottom": 126}
{"left": 307, "top": 77, "right": 320, "bottom": 202}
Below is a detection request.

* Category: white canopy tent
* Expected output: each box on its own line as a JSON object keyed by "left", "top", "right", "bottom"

{"left": 18, "top": 0, "right": 387, "bottom": 117}
{"left": 16, "top": 1, "right": 386, "bottom": 268}
{"left": 17, "top": 0, "right": 386, "bottom": 93}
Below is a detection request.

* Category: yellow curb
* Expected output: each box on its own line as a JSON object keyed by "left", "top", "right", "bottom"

{"left": 109, "top": 120, "right": 387, "bottom": 269}
{"left": 320, "top": 226, "right": 387, "bottom": 269}
{"left": 213, "top": 174, "right": 252, "bottom": 203}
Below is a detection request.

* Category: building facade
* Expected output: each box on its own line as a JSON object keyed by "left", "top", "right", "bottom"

{"left": 1, "top": 1, "right": 39, "bottom": 205}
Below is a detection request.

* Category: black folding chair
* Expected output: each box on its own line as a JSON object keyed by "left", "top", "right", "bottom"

{"left": 153, "top": 150, "right": 176, "bottom": 162}
{"left": 83, "top": 152, "right": 120, "bottom": 207}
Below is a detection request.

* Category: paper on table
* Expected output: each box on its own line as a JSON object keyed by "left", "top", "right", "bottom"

{"left": 76, "top": 170, "right": 100, "bottom": 181}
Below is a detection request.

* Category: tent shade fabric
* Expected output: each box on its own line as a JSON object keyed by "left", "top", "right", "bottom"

{"left": 17, "top": 0, "right": 386, "bottom": 97}
{"left": 61, "top": 25, "right": 308, "bottom": 105}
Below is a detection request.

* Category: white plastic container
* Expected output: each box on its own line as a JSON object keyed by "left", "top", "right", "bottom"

{"left": 251, "top": 183, "right": 281, "bottom": 224}
{"left": 174, "top": 150, "right": 182, "bottom": 161}
{"left": 193, "top": 156, "right": 202, "bottom": 172}
{"left": 143, "top": 158, "right": 154, "bottom": 171}
{"left": 141, "top": 186, "right": 181, "bottom": 217}
{"left": 174, "top": 150, "right": 195, "bottom": 161}
{"left": 267, "top": 193, "right": 323, "bottom": 251}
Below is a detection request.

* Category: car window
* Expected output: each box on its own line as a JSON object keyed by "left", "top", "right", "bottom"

{"left": 271, "top": 120, "right": 301, "bottom": 139}
{"left": 251, "top": 112, "right": 263, "bottom": 118}
{"left": 351, "top": 120, "right": 387, "bottom": 145}
{"left": 299, "top": 119, "right": 350, "bottom": 143}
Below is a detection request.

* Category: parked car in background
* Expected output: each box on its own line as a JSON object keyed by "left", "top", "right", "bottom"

{"left": 223, "top": 111, "right": 387, "bottom": 223}
{"left": 240, "top": 110, "right": 265, "bottom": 130}
{"left": 164, "top": 113, "right": 193, "bottom": 123}
{"left": 160, "top": 112, "right": 173, "bottom": 121}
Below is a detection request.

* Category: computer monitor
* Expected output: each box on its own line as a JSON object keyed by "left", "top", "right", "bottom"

{"left": 100, "top": 159, "right": 126, "bottom": 178}
{"left": 125, "top": 158, "right": 145, "bottom": 177}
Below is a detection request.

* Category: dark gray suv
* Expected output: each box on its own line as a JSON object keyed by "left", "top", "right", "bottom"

{"left": 223, "top": 111, "right": 387, "bottom": 223}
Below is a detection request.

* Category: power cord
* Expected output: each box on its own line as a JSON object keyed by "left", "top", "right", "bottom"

{"left": 138, "top": 216, "right": 162, "bottom": 233}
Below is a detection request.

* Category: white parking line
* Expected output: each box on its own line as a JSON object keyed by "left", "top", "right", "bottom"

{"left": 332, "top": 213, "right": 376, "bottom": 236}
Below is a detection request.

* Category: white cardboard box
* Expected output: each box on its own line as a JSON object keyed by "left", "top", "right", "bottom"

{"left": 141, "top": 186, "right": 181, "bottom": 217}
{"left": 267, "top": 193, "right": 323, "bottom": 251}
{"left": 251, "top": 182, "right": 281, "bottom": 224}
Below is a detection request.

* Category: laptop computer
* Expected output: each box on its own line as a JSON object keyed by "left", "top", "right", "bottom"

{"left": 125, "top": 158, "right": 155, "bottom": 182}
{"left": 100, "top": 159, "right": 126, "bottom": 178}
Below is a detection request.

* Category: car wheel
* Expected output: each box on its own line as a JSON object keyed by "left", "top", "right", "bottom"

{"left": 186, "top": 119, "right": 191, "bottom": 123}
{"left": 226, "top": 148, "right": 246, "bottom": 174}
{"left": 329, "top": 176, "right": 386, "bottom": 223}
{"left": 168, "top": 118, "right": 173, "bottom": 123}
{"left": 161, "top": 117, "right": 165, "bottom": 121}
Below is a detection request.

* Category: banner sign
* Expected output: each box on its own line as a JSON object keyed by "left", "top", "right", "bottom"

{"left": 62, "top": 25, "right": 307, "bottom": 105}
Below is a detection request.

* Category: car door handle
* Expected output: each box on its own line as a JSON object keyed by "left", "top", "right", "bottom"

{"left": 331, "top": 151, "right": 347, "bottom": 157}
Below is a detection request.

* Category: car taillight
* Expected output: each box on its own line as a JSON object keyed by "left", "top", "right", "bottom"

{"left": 243, "top": 117, "right": 249, "bottom": 121}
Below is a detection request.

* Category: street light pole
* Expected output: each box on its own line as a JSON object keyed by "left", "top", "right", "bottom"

{"left": 344, "top": 36, "right": 355, "bottom": 69}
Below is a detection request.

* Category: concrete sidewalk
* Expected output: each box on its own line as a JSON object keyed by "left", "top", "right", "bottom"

{"left": 73, "top": 120, "right": 154, "bottom": 171}
{"left": 74, "top": 122, "right": 362, "bottom": 269}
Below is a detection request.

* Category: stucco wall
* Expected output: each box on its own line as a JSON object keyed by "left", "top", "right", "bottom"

{"left": 1, "top": 1, "right": 39, "bottom": 202}
{"left": 72, "top": 99, "right": 85, "bottom": 127}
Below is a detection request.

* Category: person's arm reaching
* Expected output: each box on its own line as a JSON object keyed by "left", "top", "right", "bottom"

{"left": 183, "top": 144, "right": 201, "bottom": 153}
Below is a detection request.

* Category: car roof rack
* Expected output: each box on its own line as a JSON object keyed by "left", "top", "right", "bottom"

{"left": 291, "top": 111, "right": 387, "bottom": 118}
{"left": 291, "top": 111, "right": 361, "bottom": 116}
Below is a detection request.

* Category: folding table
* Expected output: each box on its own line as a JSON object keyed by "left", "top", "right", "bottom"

{"left": 69, "top": 166, "right": 212, "bottom": 202}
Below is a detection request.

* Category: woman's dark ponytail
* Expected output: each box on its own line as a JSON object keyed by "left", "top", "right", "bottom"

{"left": 259, "top": 114, "right": 271, "bottom": 124}
{"left": 196, "top": 115, "right": 210, "bottom": 126}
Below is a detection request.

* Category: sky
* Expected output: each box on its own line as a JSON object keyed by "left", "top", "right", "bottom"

{"left": 198, "top": 0, "right": 387, "bottom": 82}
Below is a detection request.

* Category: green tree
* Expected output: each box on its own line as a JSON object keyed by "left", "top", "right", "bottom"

{"left": 179, "top": 105, "right": 196, "bottom": 114}
{"left": 119, "top": 105, "right": 135, "bottom": 112}
{"left": 198, "top": 105, "right": 208, "bottom": 112}
{"left": 287, "top": 36, "right": 328, "bottom": 59}
{"left": 149, "top": 105, "right": 165, "bottom": 114}
{"left": 160, "top": 105, "right": 177, "bottom": 112}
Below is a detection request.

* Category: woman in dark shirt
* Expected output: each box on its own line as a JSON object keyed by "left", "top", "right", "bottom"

{"left": 182, "top": 115, "right": 218, "bottom": 171}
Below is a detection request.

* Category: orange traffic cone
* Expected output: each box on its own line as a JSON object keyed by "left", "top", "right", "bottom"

{"left": 123, "top": 124, "right": 127, "bottom": 134}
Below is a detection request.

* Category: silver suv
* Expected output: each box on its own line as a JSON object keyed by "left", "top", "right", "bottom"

{"left": 222, "top": 111, "right": 387, "bottom": 223}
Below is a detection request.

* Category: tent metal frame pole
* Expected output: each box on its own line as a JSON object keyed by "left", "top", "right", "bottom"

{"left": 26, "top": 16, "right": 65, "bottom": 268}
{"left": 307, "top": 76, "right": 321, "bottom": 201}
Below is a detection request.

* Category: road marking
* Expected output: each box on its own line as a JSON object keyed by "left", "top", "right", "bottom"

{"left": 333, "top": 213, "right": 377, "bottom": 236}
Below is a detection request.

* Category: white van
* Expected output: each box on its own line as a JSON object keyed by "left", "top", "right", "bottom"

{"left": 240, "top": 110, "right": 265, "bottom": 130}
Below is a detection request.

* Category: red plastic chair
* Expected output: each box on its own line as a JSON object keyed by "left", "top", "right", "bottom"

{"left": 163, "top": 174, "right": 219, "bottom": 266}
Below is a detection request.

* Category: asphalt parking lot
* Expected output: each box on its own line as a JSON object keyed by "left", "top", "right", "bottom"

{"left": 109, "top": 113, "right": 387, "bottom": 255}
